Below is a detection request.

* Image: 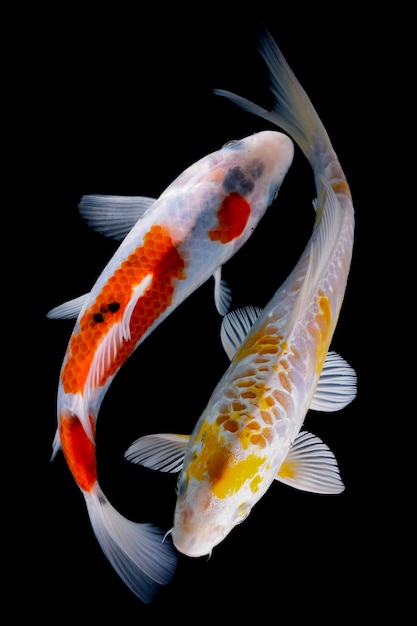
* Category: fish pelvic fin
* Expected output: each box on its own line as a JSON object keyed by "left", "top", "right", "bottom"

{"left": 213, "top": 267, "right": 232, "bottom": 316}
{"left": 47, "top": 293, "right": 89, "bottom": 320}
{"left": 84, "top": 486, "right": 177, "bottom": 603}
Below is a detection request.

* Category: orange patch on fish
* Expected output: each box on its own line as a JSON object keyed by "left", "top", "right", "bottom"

{"left": 61, "top": 225, "right": 185, "bottom": 394}
{"left": 59, "top": 413, "right": 97, "bottom": 492}
{"left": 332, "top": 180, "right": 352, "bottom": 199}
{"left": 209, "top": 192, "right": 251, "bottom": 243}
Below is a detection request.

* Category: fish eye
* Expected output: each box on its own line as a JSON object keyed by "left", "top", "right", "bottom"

{"left": 223, "top": 139, "right": 242, "bottom": 149}
{"left": 176, "top": 472, "right": 187, "bottom": 497}
{"left": 235, "top": 503, "right": 251, "bottom": 524}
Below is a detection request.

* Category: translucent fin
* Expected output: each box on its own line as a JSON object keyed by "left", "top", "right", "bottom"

{"left": 213, "top": 267, "right": 232, "bottom": 315}
{"left": 220, "top": 305, "right": 263, "bottom": 360}
{"left": 276, "top": 430, "right": 344, "bottom": 494}
{"left": 311, "top": 351, "right": 357, "bottom": 412}
{"left": 214, "top": 25, "right": 330, "bottom": 161}
{"left": 46, "top": 293, "right": 89, "bottom": 319}
{"left": 50, "top": 428, "right": 61, "bottom": 460}
{"left": 85, "top": 487, "right": 177, "bottom": 603}
{"left": 78, "top": 194, "right": 157, "bottom": 240}
{"left": 125, "top": 433, "right": 190, "bottom": 473}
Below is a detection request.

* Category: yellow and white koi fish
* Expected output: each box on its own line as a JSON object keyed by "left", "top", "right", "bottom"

{"left": 125, "top": 27, "right": 356, "bottom": 558}
{"left": 48, "top": 129, "right": 294, "bottom": 601}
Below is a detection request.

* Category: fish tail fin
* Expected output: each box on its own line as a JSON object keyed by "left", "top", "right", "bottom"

{"left": 215, "top": 25, "right": 331, "bottom": 163}
{"left": 84, "top": 487, "right": 177, "bottom": 603}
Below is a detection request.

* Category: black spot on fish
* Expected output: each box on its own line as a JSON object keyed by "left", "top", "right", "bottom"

{"left": 249, "top": 160, "right": 264, "bottom": 180}
{"left": 93, "top": 302, "right": 119, "bottom": 324}
{"left": 223, "top": 166, "right": 254, "bottom": 195}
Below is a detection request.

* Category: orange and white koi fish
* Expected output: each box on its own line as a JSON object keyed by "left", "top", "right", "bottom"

{"left": 48, "top": 129, "right": 294, "bottom": 601}
{"left": 125, "top": 27, "right": 356, "bottom": 558}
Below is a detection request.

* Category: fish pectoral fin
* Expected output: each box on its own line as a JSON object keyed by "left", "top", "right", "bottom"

{"left": 78, "top": 194, "right": 157, "bottom": 240}
{"left": 46, "top": 293, "right": 89, "bottom": 319}
{"left": 276, "top": 430, "right": 344, "bottom": 494}
{"left": 220, "top": 305, "right": 264, "bottom": 359}
{"left": 213, "top": 267, "right": 232, "bottom": 315}
{"left": 311, "top": 351, "right": 357, "bottom": 412}
{"left": 125, "top": 433, "right": 190, "bottom": 473}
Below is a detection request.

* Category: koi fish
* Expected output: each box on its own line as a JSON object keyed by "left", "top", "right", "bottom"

{"left": 48, "top": 129, "right": 294, "bottom": 600}
{"left": 125, "top": 27, "right": 356, "bottom": 558}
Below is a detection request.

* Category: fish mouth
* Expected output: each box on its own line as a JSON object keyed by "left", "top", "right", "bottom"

{"left": 173, "top": 541, "right": 212, "bottom": 559}
{"left": 172, "top": 519, "right": 227, "bottom": 558}
{"left": 172, "top": 534, "right": 216, "bottom": 559}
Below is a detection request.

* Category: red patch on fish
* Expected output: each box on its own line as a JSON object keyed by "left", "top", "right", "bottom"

{"left": 209, "top": 192, "right": 251, "bottom": 244}
{"left": 59, "top": 413, "right": 97, "bottom": 492}
{"left": 61, "top": 225, "right": 186, "bottom": 394}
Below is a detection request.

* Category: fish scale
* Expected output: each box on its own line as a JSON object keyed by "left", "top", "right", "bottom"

{"left": 62, "top": 225, "right": 185, "bottom": 394}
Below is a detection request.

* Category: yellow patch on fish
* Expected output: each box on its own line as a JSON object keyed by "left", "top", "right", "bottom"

{"left": 278, "top": 458, "right": 296, "bottom": 480}
{"left": 233, "top": 329, "right": 278, "bottom": 363}
{"left": 331, "top": 180, "right": 352, "bottom": 199}
{"left": 211, "top": 452, "right": 267, "bottom": 499}
{"left": 186, "top": 420, "right": 266, "bottom": 498}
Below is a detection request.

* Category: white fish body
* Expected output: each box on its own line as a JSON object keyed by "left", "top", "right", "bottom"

{"left": 126, "top": 28, "right": 356, "bottom": 558}
{"left": 48, "top": 128, "right": 294, "bottom": 601}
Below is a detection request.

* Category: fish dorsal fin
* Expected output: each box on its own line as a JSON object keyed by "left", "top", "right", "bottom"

{"left": 310, "top": 351, "right": 357, "bottom": 412}
{"left": 213, "top": 267, "right": 233, "bottom": 315}
{"left": 125, "top": 433, "right": 190, "bottom": 473}
{"left": 78, "top": 194, "right": 157, "bottom": 240}
{"left": 276, "top": 430, "right": 344, "bottom": 494}
{"left": 46, "top": 293, "right": 90, "bottom": 319}
{"left": 220, "top": 305, "right": 264, "bottom": 360}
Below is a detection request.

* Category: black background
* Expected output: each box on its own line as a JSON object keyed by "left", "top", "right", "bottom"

{"left": 18, "top": 4, "right": 396, "bottom": 622}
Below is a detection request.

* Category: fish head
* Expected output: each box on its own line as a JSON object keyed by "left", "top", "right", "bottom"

{"left": 171, "top": 419, "right": 273, "bottom": 558}
{"left": 221, "top": 130, "right": 294, "bottom": 212}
